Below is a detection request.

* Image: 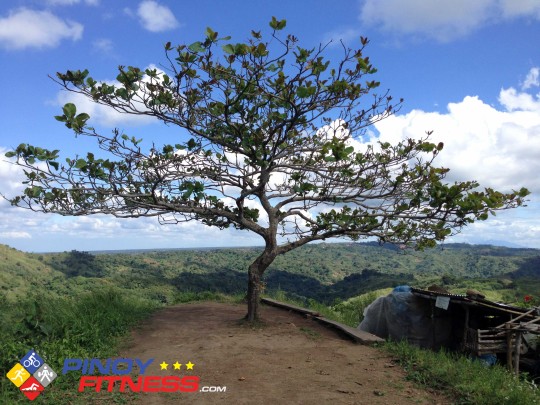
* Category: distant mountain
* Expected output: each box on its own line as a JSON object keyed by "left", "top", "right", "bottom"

{"left": 472, "top": 240, "right": 528, "bottom": 249}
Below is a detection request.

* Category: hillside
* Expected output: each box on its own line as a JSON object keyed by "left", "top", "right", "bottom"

{"left": 1, "top": 242, "right": 539, "bottom": 305}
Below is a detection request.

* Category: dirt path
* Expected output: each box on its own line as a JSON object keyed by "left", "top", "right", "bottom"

{"left": 119, "top": 301, "right": 450, "bottom": 405}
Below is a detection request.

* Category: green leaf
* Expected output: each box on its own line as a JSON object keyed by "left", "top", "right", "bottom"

{"left": 76, "top": 112, "right": 90, "bottom": 122}
{"left": 188, "top": 41, "right": 205, "bottom": 53}
{"left": 205, "top": 27, "right": 217, "bottom": 40}
{"left": 75, "top": 159, "right": 87, "bottom": 169}
{"left": 234, "top": 43, "right": 248, "bottom": 55}
{"left": 118, "top": 88, "right": 132, "bottom": 100}
{"left": 222, "top": 44, "right": 235, "bottom": 55}
{"left": 269, "top": 16, "right": 286, "bottom": 30}
{"left": 5, "top": 151, "right": 16, "bottom": 158}
{"left": 30, "top": 186, "right": 42, "bottom": 198}
{"left": 62, "top": 103, "right": 76, "bottom": 118}
{"left": 297, "top": 86, "right": 316, "bottom": 98}
{"left": 269, "top": 16, "right": 279, "bottom": 30}
{"left": 187, "top": 138, "right": 197, "bottom": 150}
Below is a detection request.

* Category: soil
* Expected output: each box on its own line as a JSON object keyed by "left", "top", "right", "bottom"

{"left": 119, "top": 301, "right": 451, "bottom": 405}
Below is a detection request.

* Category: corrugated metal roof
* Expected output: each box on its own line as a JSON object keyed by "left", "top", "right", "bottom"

{"left": 411, "top": 287, "right": 530, "bottom": 315}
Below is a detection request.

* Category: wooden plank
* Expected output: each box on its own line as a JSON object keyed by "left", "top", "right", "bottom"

{"left": 261, "top": 297, "right": 385, "bottom": 345}
{"left": 315, "top": 316, "right": 385, "bottom": 345}
{"left": 261, "top": 297, "right": 321, "bottom": 317}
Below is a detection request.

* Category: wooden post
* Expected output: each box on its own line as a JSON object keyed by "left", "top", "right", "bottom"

{"left": 506, "top": 324, "right": 513, "bottom": 372}
{"left": 514, "top": 331, "right": 522, "bottom": 375}
{"left": 462, "top": 306, "right": 470, "bottom": 351}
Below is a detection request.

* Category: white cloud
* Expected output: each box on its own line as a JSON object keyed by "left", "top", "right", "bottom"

{"left": 0, "top": 8, "right": 83, "bottom": 50}
{"left": 0, "top": 230, "right": 31, "bottom": 239}
{"left": 449, "top": 207, "right": 540, "bottom": 249}
{"left": 54, "top": 90, "right": 155, "bottom": 127}
{"left": 371, "top": 89, "right": 540, "bottom": 194}
{"left": 136, "top": 1, "right": 179, "bottom": 32}
{"left": 359, "top": 0, "right": 540, "bottom": 42}
{"left": 360, "top": 0, "right": 495, "bottom": 42}
{"left": 500, "top": 0, "right": 540, "bottom": 18}
{"left": 47, "top": 0, "right": 99, "bottom": 5}
{"left": 323, "top": 28, "right": 363, "bottom": 47}
{"left": 499, "top": 88, "right": 540, "bottom": 112}
{"left": 0, "top": 148, "right": 27, "bottom": 196}
{"left": 92, "top": 38, "right": 114, "bottom": 54}
{"left": 523, "top": 67, "right": 540, "bottom": 90}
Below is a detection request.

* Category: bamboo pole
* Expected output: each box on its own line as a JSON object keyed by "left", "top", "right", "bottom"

{"left": 496, "top": 307, "right": 537, "bottom": 328}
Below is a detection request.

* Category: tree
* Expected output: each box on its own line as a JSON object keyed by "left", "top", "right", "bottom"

{"left": 4, "top": 18, "right": 529, "bottom": 321}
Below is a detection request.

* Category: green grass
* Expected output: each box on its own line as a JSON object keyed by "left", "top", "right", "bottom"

{"left": 384, "top": 341, "right": 540, "bottom": 404}
{"left": 0, "top": 288, "right": 159, "bottom": 404}
{"left": 173, "top": 290, "right": 244, "bottom": 304}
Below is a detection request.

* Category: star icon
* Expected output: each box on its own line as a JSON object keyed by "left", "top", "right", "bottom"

{"left": 173, "top": 361, "right": 182, "bottom": 370}
{"left": 186, "top": 361, "right": 195, "bottom": 370}
{"left": 160, "top": 361, "right": 169, "bottom": 370}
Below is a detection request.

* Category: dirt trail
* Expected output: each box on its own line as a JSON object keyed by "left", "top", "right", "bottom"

{"left": 119, "top": 301, "right": 450, "bottom": 405}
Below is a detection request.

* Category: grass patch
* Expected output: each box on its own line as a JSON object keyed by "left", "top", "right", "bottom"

{"left": 299, "top": 326, "right": 321, "bottom": 340}
{"left": 174, "top": 290, "right": 244, "bottom": 304}
{"left": 385, "top": 340, "right": 540, "bottom": 405}
{"left": 0, "top": 288, "right": 159, "bottom": 404}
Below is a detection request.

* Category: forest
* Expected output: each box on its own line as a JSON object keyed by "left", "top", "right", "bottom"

{"left": 2, "top": 242, "right": 539, "bottom": 306}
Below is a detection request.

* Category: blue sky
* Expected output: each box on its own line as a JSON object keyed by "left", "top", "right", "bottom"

{"left": 1, "top": 0, "right": 539, "bottom": 252}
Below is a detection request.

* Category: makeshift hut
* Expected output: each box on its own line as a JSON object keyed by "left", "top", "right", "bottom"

{"left": 358, "top": 286, "right": 540, "bottom": 374}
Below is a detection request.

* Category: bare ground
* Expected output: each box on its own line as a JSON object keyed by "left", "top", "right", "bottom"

{"left": 119, "top": 301, "right": 451, "bottom": 405}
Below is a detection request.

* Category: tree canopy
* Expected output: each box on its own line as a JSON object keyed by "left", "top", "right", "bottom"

{"left": 4, "top": 18, "right": 529, "bottom": 320}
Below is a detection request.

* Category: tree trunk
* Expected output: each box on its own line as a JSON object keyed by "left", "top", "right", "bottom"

{"left": 246, "top": 265, "right": 263, "bottom": 322}
{"left": 245, "top": 247, "right": 276, "bottom": 322}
